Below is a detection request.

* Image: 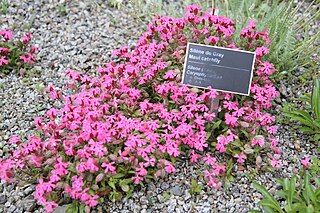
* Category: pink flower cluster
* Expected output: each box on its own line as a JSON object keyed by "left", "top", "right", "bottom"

{"left": 0, "top": 4, "right": 280, "bottom": 212}
{"left": 0, "top": 30, "right": 38, "bottom": 72}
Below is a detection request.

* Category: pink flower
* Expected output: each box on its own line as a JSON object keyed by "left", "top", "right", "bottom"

{"left": 234, "top": 153, "right": 247, "bottom": 163}
{"left": 0, "top": 47, "right": 10, "bottom": 54}
{"left": 132, "top": 175, "right": 143, "bottom": 184}
{"left": 164, "top": 161, "right": 176, "bottom": 173}
{"left": 223, "top": 101, "right": 238, "bottom": 110}
{"left": 85, "top": 195, "right": 99, "bottom": 207}
{"left": 9, "top": 136, "right": 20, "bottom": 144}
{"left": 164, "top": 70, "right": 177, "bottom": 80}
{"left": 225, "top": 113, "right": 238, "bottom": 127}
{"left": 270, "top": 157, "right": 282, "bottom": 169}
{"left": 0, "top": 30, "right": 13, "bottom": 40}
{"left": 251, "top": 136, "right": 265, "bottom": 147}
{"left": 101, "top": 162, "right": 117, "bottom": 174}
{"left": 301, "top": 157, "right": 311, "bottom": 169}
{"left": 266, "top": 126, "right": 277, "bottom": 134}
{"left": 21, "top": 32, "right": 32, "bottom": 44}
{"left": 203, "top": 154, "right": 216, "bottom": 165}
{"left": 0, "top": 56, "right": 8, "bottom": 66}
{"left": 190, "top": 150, "right": 200, "bottom": 163}
{"left": 256, "top": 46, "right": 269, "bottom": 57}
{"left": 54, "top": 157, "right": 69, "bottom": 175}
{"left": 71, "top": 175, "right": 84, "bottom": 192}
{"left": 31, "top": 46, "right": 39, "bottom": 53}
{"left": 44, "top": 201, "right": 58, "bottom": 213}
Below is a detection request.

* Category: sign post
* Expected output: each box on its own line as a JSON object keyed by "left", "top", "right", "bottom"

{"left": 182, "top": 43, "right": 256, "bottom": 96}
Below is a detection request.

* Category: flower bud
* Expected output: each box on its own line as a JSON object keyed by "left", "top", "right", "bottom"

{"left": 95, "top": 173, "right": 104, "bottom": 183}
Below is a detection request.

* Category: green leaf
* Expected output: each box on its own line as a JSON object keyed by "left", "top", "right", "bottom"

{"left": 284, "top": 115, "right": 315, "bottom": 128}
{"left": 304, "top": 173, "right": 317, "bottom": 205}
{"left": 315, "top": 178, "right": 320, "bottom": 186}
{"left": 240, "top": 129, "right": 249, "bottom": 138}
{"left": 283, "top": 110, "right": 315, "bottom": 128}
{"left": 298, "top": 126, "right": 316, "bottom": 134}
{"left": 312, "top": 78, "right": 320, "bottom": 119}
{"left": 252, "top": 181, "right": 284, "bottom": 213}
{"left": 314, "top": 134, "right": 320, "bottom": 141}
{"left": 248, "top": 210, "right": 262, "bottom": 213}
{"left": 108, "top": 180, "right": 116, "bottom": 190}
{"left": 112, "top": 173, "right": 125, "bottom": 179}
{"left": 121, "top": 184, "right": 130, "bottom": 192}
{"left": 231, "top": 139, "right": 243, "bottom": 148}
{"left": 79, "top": 204, "right": 85, "bottom": 213}
{"left": 258, "top": 199, "right": 283, "bottom": 213}
{"left": 292, "top": 203, "right": 308, "bottom": 212}
{"left": 211, "top": 120, "right": 222, "bottom": 130}
{"left": 67, "top": 166, "right": 77, "bottom": 173}
{"left": 275, "top": 190, "right": 286, "bottom": 200}
{"left": 206, "top": 132, "right": 211, "bottom": 140}
{"left": 87, "top": 189, "right": 95, "bottom": 196}
{"left": 66, "top": 203, "right": 79, "bottom": 213}
{"left": 287, "top": 176, "right": 297, "bottom": 211}
{"left": 133, "top": 110, "right": 142, "bottom": 117}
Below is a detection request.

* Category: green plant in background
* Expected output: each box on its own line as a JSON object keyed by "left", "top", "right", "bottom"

{"left": 308, "top": 156, "right": 320, "bottom": 178}
{"left": 0, "top": 0, "right": 9, "bottom": 14}
{"left": 127, "top": 0, "right": 319, "bottom": 76}
{"left": 283, "top": 77, "right": 320, "bottom": 142}
{"left": 109, "top": 0, "right": 123, "bottom": 9}
{"left": 57, "top": 4, "right": 67, "bottom": 16}
{"left": 128, "top": 0, "right": 214, "bottom": 24}
{"left": 189, "top": 178, "right": 203, "bottom": 195}
{"left": 0, "top": 30, "right": 38, "bottom": 75}
{"left": 215, "top": 0, "right": 320, "bottom": 75}
{"left": 250, "top": 172, "right": 320, "bottom": 213}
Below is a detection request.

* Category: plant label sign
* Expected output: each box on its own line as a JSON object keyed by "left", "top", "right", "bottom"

{"left": 182, "top": 43, "right": 256, "bottom": 95}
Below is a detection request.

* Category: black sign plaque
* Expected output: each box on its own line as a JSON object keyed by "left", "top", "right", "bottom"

{"left": 182, "top": 43, "right": 256, "bottom": 95}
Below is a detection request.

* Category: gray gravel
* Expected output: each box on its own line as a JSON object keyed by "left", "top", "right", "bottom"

{"left": 0, "top": 0, "right": 319, "bottom": 213}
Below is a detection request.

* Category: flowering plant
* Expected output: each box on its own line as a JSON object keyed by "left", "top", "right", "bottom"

{"left": 0, "top": 30, "right": 38, "bottom": 74}
{"left": 0, "top": 5, "right": 279, "bottom": 212}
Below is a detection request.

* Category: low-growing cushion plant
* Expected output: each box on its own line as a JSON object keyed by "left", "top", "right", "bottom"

{"left": 0, "top": 5, "right": 280, "bottom": 212}
{"left": 0, "top": 30, "right": 38, "bottom": 74}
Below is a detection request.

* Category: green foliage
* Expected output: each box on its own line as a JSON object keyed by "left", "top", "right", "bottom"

{"left": 108, "top": 0, "right": 123, "bottom": 9}
{"left": 128, "top": 0, "right": 319, "bottom": 75}
{"left": 66, "top": 201, "right": 86, "bottom": 213}
{"left": 189, "top": 178, "right": 203, "bottom": 195}
{"left": 216, "top": 0, "right": 320, "bottom": 74}
{"left": 57, "top": 4, "right": 67, "bottom": 16}
{"left": 308, "top": 156, "right": 320, "bottom": 178}
{"left": 0, "top": 0, "right": 9, "bottom": 14}
{"left": 0, "top": 31, "right": 38, "bottom": 75}
{"left": 283, "top": 77, "right": 320, "bottom": 142}
{"left": 251, "top": 172, "right": 320, "bottom": 213}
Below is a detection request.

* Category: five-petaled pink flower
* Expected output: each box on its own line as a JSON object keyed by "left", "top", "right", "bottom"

{"left": 301, "top": 157, "right": 311, "bottom": 170}
{"left": 0, "top": 56, "right": 8, "bottom": 66}
{"left": 234, "top": 153, "right": 247, "bottom": 163}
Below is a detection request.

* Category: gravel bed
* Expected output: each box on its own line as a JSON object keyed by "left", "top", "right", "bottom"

{"left": 0, "top": 0, "right": 319, "bottom": 213}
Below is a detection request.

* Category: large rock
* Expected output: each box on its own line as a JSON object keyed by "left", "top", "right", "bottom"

{"left": 170, "top": 185, "right": 183, "bottom": 196}
{"left": 0, "top": 194, "right": 7, "bottom": 205}
{"left": 17, "top": 195, "right": 36, "bottom": 212}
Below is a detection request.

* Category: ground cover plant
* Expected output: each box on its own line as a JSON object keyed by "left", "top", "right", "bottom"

{"left": 0, "top": 4, "right": 281, "bottom": 212}
{"left": 0, "top": 30, "right": 38, "bottom": 74}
